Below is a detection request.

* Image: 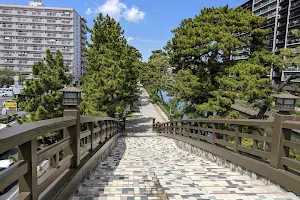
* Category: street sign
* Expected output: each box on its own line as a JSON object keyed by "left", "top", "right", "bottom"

{"left": 4, "top": 101, "right": 17, "bottom": 108}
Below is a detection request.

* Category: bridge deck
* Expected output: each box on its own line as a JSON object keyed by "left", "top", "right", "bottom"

{"left": 70, "top": 89, "right": 299, "bottom": 200}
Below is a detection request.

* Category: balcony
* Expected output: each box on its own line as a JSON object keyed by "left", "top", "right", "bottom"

{"left": 282, "top": 70, "right": 300, "bottom": 82}
{"left": 32, "top": 40, "right": 43, "bottom": 44}
{"left": 3, "top": 53, "right": 13, "bottom": 57}
{"left": 18, "top": 46, "right": 28, "bottom": 50}
{"left": 232, "top": 55, "right": 249, "bottom": 60}
{"left": 289, "top": 12, "right": 300, "bottom": 19}
{"left": 2, "top": 39, "right": 12, "bottom": 42}
{"left": 17, "top": 11, "right": 27, "bottom": 15}
{"left": 254, "top": 4, "right": 277, "bottom": 16}
{"left": 267, "top": 11, "right": 276, "bottom": 18}
{"left": 0, "top": 31, "right": 13, "bottom": 35}
{"left": 289, "top": 20, "right": 300, "bottom": 28}
{"left": 1, "top": 10, "right": 13, "bottom": 14}
{"left": 17, "top": 32, "right": 27, "bottom": 36}
{"left": 254, "top": 0, "right": 276, "bottom": 12}
{"left": 1, "top": 17, "right": 12, "bottom": 21}
{"left": 287, "top": 38, "right": 300, "bottom": 44}
{"left": 46, "top": 12, "right": 57, "bottom": 16}
{"left": 2, "top": 45, "right": 13, "bottom": 50}
{"left": 32, "top": 25, "right": 44, "bottom": 30}
{"left": 291, "top": 2, "right": 300, "bottom": 10}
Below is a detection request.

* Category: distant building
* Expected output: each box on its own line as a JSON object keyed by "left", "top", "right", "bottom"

{"left": 237, "top": 0, "right": 300, "bottom": 84}
{"left": 0, "top": 0, "right": 87, "bottom": 85}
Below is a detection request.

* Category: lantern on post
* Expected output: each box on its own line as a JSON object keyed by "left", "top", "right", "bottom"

{"left": 114, "top": 112, "right": 120, "bottom": 119}
{"left": 60, "top": 86, "right": 82, "bottom": 108}
{"left": 272, "top": 93, "right": 300, "bottom": 114}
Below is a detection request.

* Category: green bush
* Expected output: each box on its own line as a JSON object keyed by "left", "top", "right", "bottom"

{"left": 296, "top": 100, "right": 300, "bottom": 108}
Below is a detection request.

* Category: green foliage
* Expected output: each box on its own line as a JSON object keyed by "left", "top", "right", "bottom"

{"left": 0, "top": 76, "right": 13, "bottom": 85}
{"left": 8, "top": 155, "right": 18, "bottom": 163}
{"left": 166, "top": 5, "right": 272, "bottom": 118}
{"left": 146, "top": 87, "right": 170, "bottom": 112}
{"left": 81, "top": 14, "right": 142, "bottom": 117}
{"left": 19, "top": 49, "right": 71, "bottom": 123}
{"left": 0, "top": 69, "right": 15, "bottom": 76}
{"left": 140, "top": 50, "right": 170, "bottom": 100}
{"left": 290, "top": 148, "right": 300, "bottom": 162}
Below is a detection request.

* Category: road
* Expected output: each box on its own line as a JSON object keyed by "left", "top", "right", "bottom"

{"left": 0, "top": 146, "right": 19, "bottom": 200}
{"left": 0, "top": 100, "right": 28, "bottom": 200}
{"left": 0, "top": 184, "right": 18, "bottom": 200}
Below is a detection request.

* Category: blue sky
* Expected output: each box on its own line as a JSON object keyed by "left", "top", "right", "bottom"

{"left": 8, "top": 0, "right": 246, "bottom": 60}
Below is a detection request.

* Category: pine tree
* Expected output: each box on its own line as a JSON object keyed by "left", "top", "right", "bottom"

{"left": 166, "top": 6, "right": 271, "bottom": 118}
{"left": 19, "top": 49, "right": 71, "bottom": 123}
{"left": 80, "top": 14, "right": 141, "bottom": 116}
{"left": 140, "top": 50, "right": 170, "bottom": 100}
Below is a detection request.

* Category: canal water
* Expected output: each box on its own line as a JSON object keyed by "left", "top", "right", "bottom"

{"left": 160, "top": 91, "right": 217, "bottom": 119}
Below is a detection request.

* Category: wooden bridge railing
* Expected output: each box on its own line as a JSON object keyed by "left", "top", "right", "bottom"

{"left": 0, "top": 115, "right": 123, "bottom": 200}
{"left": 156, "top": 114, "right": 300, "bottom": 195}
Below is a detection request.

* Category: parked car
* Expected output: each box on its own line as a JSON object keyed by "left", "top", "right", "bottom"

{"left": 0, "top": 91, "right": 8, "bottom": 97}
{"left": 0, "top": 159, "right": 15, "bottom": 194}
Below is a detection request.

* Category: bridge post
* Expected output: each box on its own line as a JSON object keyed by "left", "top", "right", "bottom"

{"left": 64, "top": 108, "right": 80, "bottom": 168}
{"left": 98, "top": 121, "right": 103, "bottom": 143}
{"left": 88, "top": 122, "right": 94, "bottom": 151}
{"left": 270, "top": 114, "right": 293, "bottom": 169}
{"left": 18, "top": 138, "right": 38, "bottom": 200}
{"left": 211, "top": 123, "right": 216, "bottom": 145}
{"left": 234, "top": 126, "right": 241, "bottom": 153}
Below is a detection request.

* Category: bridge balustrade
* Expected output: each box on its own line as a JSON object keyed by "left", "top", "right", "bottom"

{"left": 0, "top": 115, "right": 123, "bottom": 200}
{"left": 156, "top": 114, "right": 300, "bottom": 195}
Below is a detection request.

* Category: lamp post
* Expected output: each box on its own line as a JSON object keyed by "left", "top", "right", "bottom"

{"left": 60, "top": 86, "right": 82, "bottom": 167}
{"left": 270, "top": 92, "right": 299, "bottom": 169}
{"left": 272, "top": 93, "right": 300, "bottom": 115}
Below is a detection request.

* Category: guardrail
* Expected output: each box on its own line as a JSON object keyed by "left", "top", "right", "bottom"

{"left": 156, "top": 114, "right": 300, "bottom": 195}
{"left": 0, "top": 115, "right": 123, "bottom": 200}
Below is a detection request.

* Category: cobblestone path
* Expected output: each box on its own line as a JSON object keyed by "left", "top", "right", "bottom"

{"left": 71, "top": 88, "right": 299, "bottom": 200}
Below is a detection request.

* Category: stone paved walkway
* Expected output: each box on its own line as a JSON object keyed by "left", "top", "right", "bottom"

{"left": 71, "top": 88, "right": 299, "bottom": 200}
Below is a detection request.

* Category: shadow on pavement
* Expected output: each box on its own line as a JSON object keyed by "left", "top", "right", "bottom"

{"left": 124, "top": 116, "right": 155, "bottom": 136}
{"left": 139, "top": 96, "right": 151, "bottom": 106}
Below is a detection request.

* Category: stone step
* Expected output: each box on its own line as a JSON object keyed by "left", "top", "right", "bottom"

{"left": 76, "top": 186, "right": 163, "bottom": 196}
{"left": 82, "top": 180, "right": 159, "bottom": 187}
{"left": 71, "top": 194, "right": 163, "bottom": 200}
{"left": 87, "top": 174, "right": 159, "bottom": 181}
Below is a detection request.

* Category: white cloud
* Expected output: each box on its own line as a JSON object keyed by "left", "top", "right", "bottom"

{"left": 127, "top": 37, "right": 134, "bottom": 42}
{"left": 96, "top": 0, "right": 127, "bottom": 21}
{"left": 123, "top": 6, "right": 145, "bottom": 23}
{"left": 90, "top": 0, "right": 145, "bottom": 23}
{"left": 85, "top": 8, "right": 93, "bottom": 15}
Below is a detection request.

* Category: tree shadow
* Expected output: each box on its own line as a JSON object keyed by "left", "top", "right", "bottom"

{"left": 139, "top": 96, "right": 151, "bottom": 106}
{"left": 124, "top": 117, "right": 154, "bottom": 135}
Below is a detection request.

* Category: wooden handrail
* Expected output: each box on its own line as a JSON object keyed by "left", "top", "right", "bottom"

{"left": 156, "top": 113, "right": 300, "bottom": 195}
{"left": 0, "top": 116, "right": 76, "bottom": 154}
{"left": 0, "top": 113, "right": 124, "bottom": 200}
{"left": 160, "top": 118, "right": 274, "bottom": 127}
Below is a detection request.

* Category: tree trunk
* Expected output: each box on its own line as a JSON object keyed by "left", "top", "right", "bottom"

{"left": 159, "top": 90, "right": 164, "bottom": 102}
{"left": 256, "top": 104, "right": 269, "bottom": 119}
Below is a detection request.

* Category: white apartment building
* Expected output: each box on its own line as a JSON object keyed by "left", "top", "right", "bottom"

{"left": 0, "top": 0, "right": 87, "bottom": 85}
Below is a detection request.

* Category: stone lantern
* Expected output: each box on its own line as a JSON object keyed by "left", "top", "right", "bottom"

{"left": 60, "top": 86, "right": 82, "bottom": 108}
{"left": 272, "top": 93, "right": 300, "bottom": 114}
